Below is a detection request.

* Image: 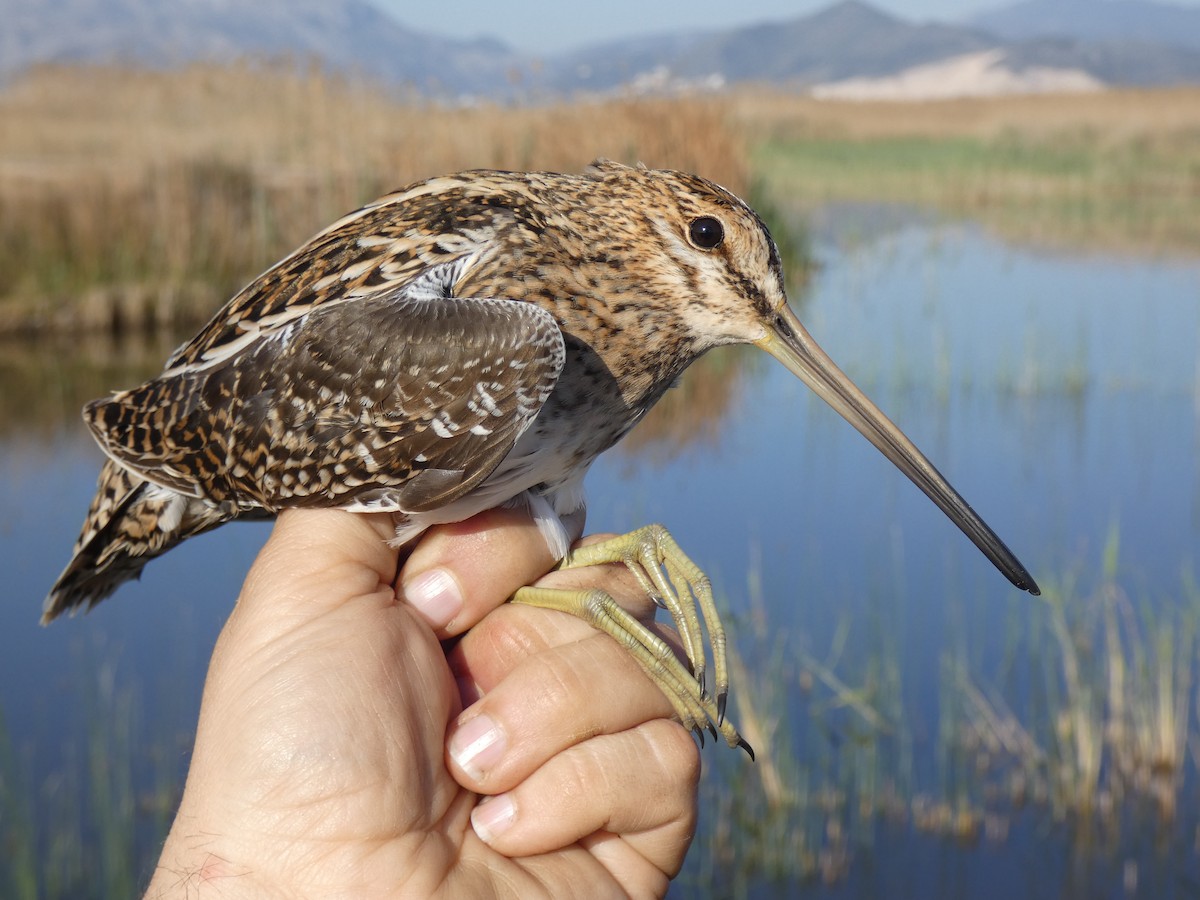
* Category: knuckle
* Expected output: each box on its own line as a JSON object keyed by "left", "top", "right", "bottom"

{"left": 480, "top": 604, "right": 541, "bottom": 654}
{"left": 550, "top": 747, "right": 599, "bottom": 809}
{"left": 644, "top": 719, "right": 702, "bottom": 792}
{"left": 524, "top": 646, "right": 597, "bottom": 726}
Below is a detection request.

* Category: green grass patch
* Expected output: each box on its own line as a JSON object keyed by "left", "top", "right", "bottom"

{"left": 753, "top": 130, "right": 1200, "bottom": 255}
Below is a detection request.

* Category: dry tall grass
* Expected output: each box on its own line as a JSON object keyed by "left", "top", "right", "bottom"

{"left": 954, "top": 535, "right": 1196, "bottom": 829}
{"left": 734, "top": 87, "right": 1200, "bottom": 143}
{"left": 0, "top": 63, "right": 748, "bottom": 332}
{"left": 4, "top": 63, "right": 1197, "bottom": 331}
{"left": 738, "top": 87, "right": 1200, "bottom": 255}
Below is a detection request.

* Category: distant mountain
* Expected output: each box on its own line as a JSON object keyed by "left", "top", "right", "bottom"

{"left": 554, "top": 0, "right": 1200, "bottom": 92}
{"left": 811, "top": 49, "right": 1105, "bottom": 99}
{"left": 3, "top": 0, "right": 1200, "bottom": 97}
{"left": 969, "top": 0, "right": 1200, "bottom": 53}
{"left": 1002, "top": 37, "right": 1200, "bottom": 85}
{"left": 540, "top": 30, "right": 710, "bottom": 94}
{"left": 548, "top": 2, "right": 997, "bottom": 91}
{"left": 685, "top": 1, "right": 995, "bottom": 82}
{"left": 551, "top": 0, "right": 1200, "bottom": 92}
{"left": 0, "top": 0, "right": 531, "bottom": 94}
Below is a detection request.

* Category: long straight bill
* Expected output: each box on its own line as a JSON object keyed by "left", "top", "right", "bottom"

{"left": 758, "top": 304, "right": 1039, "bottom": 595}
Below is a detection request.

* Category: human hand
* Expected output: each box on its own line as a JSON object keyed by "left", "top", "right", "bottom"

{"left": 144, "top": 507, "right": 700, "bottom": 899}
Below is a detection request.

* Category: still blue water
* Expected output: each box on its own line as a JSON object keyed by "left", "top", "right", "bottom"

{"left": 2, "top": 218, "right": 1197, "bottom": 895}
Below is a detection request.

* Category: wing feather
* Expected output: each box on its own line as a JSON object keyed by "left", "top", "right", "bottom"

{"left": 163, "top": 172, "right": 539, "bottom": 373}
{"left": 86, "top": 283, "right": 564, "bottom": 514}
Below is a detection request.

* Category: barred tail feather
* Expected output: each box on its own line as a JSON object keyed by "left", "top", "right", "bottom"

{"left": 44, "top": 528, "right": 157, "bottom": 622}
{"left": 43, "top": 461, "right": 230, "bottom": 622}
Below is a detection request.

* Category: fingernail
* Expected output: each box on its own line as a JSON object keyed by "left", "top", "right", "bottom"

{"left": 402, "top": 568, "right": 463, "bottom": 628}
{"left": 471, "top": 793, "right": 516, "bottom": 844}
{"left": 449, "top": 713, "right": 506, "bottom": 780}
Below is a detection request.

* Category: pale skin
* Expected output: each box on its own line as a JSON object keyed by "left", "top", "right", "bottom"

{"left": 144, "top": 506, "right": 701, "bottom": 899}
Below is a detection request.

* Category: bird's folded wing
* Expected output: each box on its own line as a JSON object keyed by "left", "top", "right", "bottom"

{"left": 83, "top": 289, "right": 565, "bottom": 513}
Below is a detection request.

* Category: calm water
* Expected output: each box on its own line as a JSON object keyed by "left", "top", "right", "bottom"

{"left": 2, "top": 213, "right": 1197, "bottom": 896}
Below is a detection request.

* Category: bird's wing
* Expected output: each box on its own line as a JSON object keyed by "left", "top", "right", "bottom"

{"left": 84, "top": 272, "right": 566, "bottom": 515}
{"left": 163, "top": 172, "right": 538, "bottom": 374}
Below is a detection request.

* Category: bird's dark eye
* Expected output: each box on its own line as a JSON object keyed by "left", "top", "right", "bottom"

{"left": 688, "top": 216, "right": 724, "bottom": 250}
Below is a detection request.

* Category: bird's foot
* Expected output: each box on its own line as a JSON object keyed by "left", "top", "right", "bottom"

{"left": 558, "top": 525, "right": 727, "bottom": 710}
{"left": 512, "top": 524, "right": 751, "bottom": 755}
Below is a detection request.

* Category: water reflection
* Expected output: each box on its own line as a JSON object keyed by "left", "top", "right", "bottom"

{"left": 3, "top": 215, "right": 1199, "bottom": 898}
{"left": 618, "top": 346, "right": 766, "bottom": 464}
{"left": 0, "top": 331, "right": 183, "bottom": 437}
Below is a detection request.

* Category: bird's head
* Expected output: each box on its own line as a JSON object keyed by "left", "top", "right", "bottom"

{"left": 586, "top": 160, "right": 1039, "bottom": 596}
{"left": 585, "top": 160, "right": 790, "bottom": 355}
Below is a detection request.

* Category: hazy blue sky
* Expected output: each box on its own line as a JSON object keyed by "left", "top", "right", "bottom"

{"left": 368, "top": 0, "right": 1200, "bottom": 53}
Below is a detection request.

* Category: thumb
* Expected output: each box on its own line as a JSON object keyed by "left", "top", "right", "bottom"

{"left": 229, "top": 508, "right": 400, "bottom": 640}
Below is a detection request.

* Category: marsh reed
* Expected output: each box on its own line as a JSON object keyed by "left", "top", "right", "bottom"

{"left": 0, "top": 63, "right": 749, "bottom": 333}
{"left": 953, "top": 528, "right": 1196, "bottom": 832}
{"left": 4, "top": 63, "right": 1196, "bottom": 333}
{"left": 687, "top": 527, "right": 1200, "bottom": 893}
{"left": 738, "top": 87, "right": 1200, "bottom": 255}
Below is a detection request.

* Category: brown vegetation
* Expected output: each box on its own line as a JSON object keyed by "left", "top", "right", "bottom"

{"left": 737, "top": 87, "right": 1200, "bottom": 256}
{"left": 734, "top": 86, "right": 1200, "bottom": 142}
{"left": 0, "top": 63, "right": 748, "bottom": 333}
{"left": 3, "top": 63, "right": 1197, "bottom": 334}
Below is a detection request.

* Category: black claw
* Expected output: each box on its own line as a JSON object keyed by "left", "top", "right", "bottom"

{"left": 707, "top": 723, "right": 718, "bottom": 742}
{"left": 694, "top": 725, "right": 706, "bottom": 748}
{"left": 737, "top": 737, "right": 756, "bottom": 761}
{"left": 697, "top": 669, "right": 707, "bottom": 697}
{"left": 651, "top": 593, "right": 668, "bottom": 610}
{"left": 717, "top": 692, "right": 727, "bottom": 725}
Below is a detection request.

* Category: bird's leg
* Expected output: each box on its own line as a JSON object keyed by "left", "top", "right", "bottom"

{"left": 560, "top": 525, "right": 729, "bottom": 714}
{"left": 510, "top": 582, "right": 751, "bottom": 755}
{"left": 511, "top": 524, "right": 748, "bottom": 754}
